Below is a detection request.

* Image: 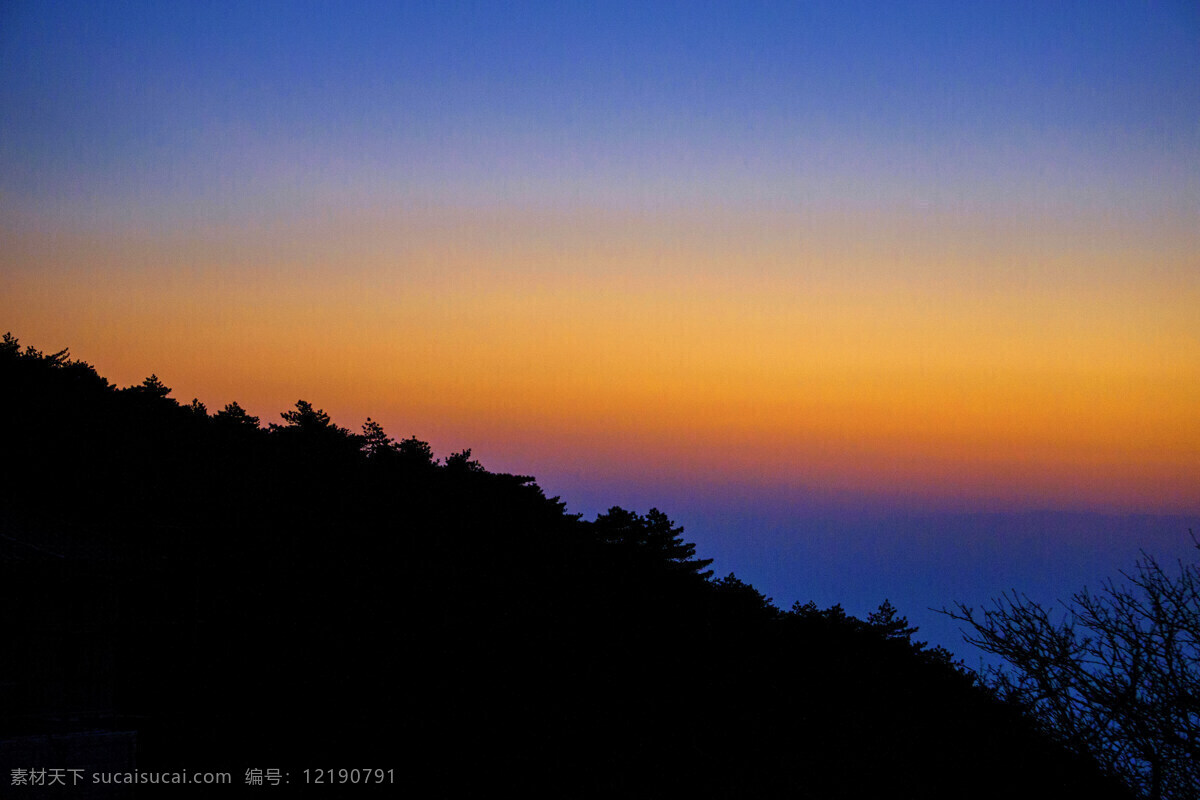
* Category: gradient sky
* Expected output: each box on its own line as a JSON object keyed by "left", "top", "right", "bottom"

{"left": 3, "top": 1, "right": 1198, "bottom": 655}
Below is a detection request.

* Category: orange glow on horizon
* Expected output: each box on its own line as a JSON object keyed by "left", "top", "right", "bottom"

{"left": 4, "top": 205, "right": 1197, "bottom": 514}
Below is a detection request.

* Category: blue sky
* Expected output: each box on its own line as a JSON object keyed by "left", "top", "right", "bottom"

{"left": 5, "top": 1, "right": 1197, "bottom": 221}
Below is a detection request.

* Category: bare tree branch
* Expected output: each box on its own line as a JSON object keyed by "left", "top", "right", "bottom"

{"left": 941, "top": 537, "right": 1200, "bottom": 800}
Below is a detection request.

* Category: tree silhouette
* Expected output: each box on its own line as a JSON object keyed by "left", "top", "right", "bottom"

{"left": 213, "top": 400, "right": 261, "bottom": 429}
{"left": 712, "top": 572, "right": 777, "bottom": 617}
{"left": 133, "top": 373, "right": 172, "bottom": 398}
{"left": 274, "top": 399, "right": 340, "bottom": 433}
{"left": 444, "top": 447, "right": 484, "bottom": 473}
{"left": 591, "top": 506, "right": 714, "bottom": 578}
{"left": 944, "top": 541, "right": 1200, "bottom": 799}
{"left": 867, "top": 599, "right": 918, "bottom": 640}
{"left": 270, "top": 400, "right": 360, "bottom": 456}
{"left": 360, "top": 417, "right": 395, "bottom": 459}
{"left": 397, "top": 434, "right": 436, "bottom": 467}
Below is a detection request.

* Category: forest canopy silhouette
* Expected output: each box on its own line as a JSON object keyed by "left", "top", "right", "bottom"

{"left": 0, "top": 333, "right": 1137, "bottom": 797}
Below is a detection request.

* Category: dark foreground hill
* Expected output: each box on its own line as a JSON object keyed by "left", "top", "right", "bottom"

{"left": 0, "top": 334, "right": 1130, "bottom": 798}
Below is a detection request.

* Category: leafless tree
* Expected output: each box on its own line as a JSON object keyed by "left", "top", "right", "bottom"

{"left": 944, "top": 537, "right": 1200, "bottom": 799}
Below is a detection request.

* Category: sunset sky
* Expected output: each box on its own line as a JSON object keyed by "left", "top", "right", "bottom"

{"left": 3, "top": 1, "right": 1197, "bottom": 653}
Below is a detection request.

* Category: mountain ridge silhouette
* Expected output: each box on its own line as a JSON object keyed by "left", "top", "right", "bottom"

{"left": 0, "top": 333, "right": 1131, "bottom": 798}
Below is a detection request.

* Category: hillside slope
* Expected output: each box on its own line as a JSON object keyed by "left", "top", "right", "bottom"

{"left": 0, "top": 334, "right": 1129, "bottom": 797}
